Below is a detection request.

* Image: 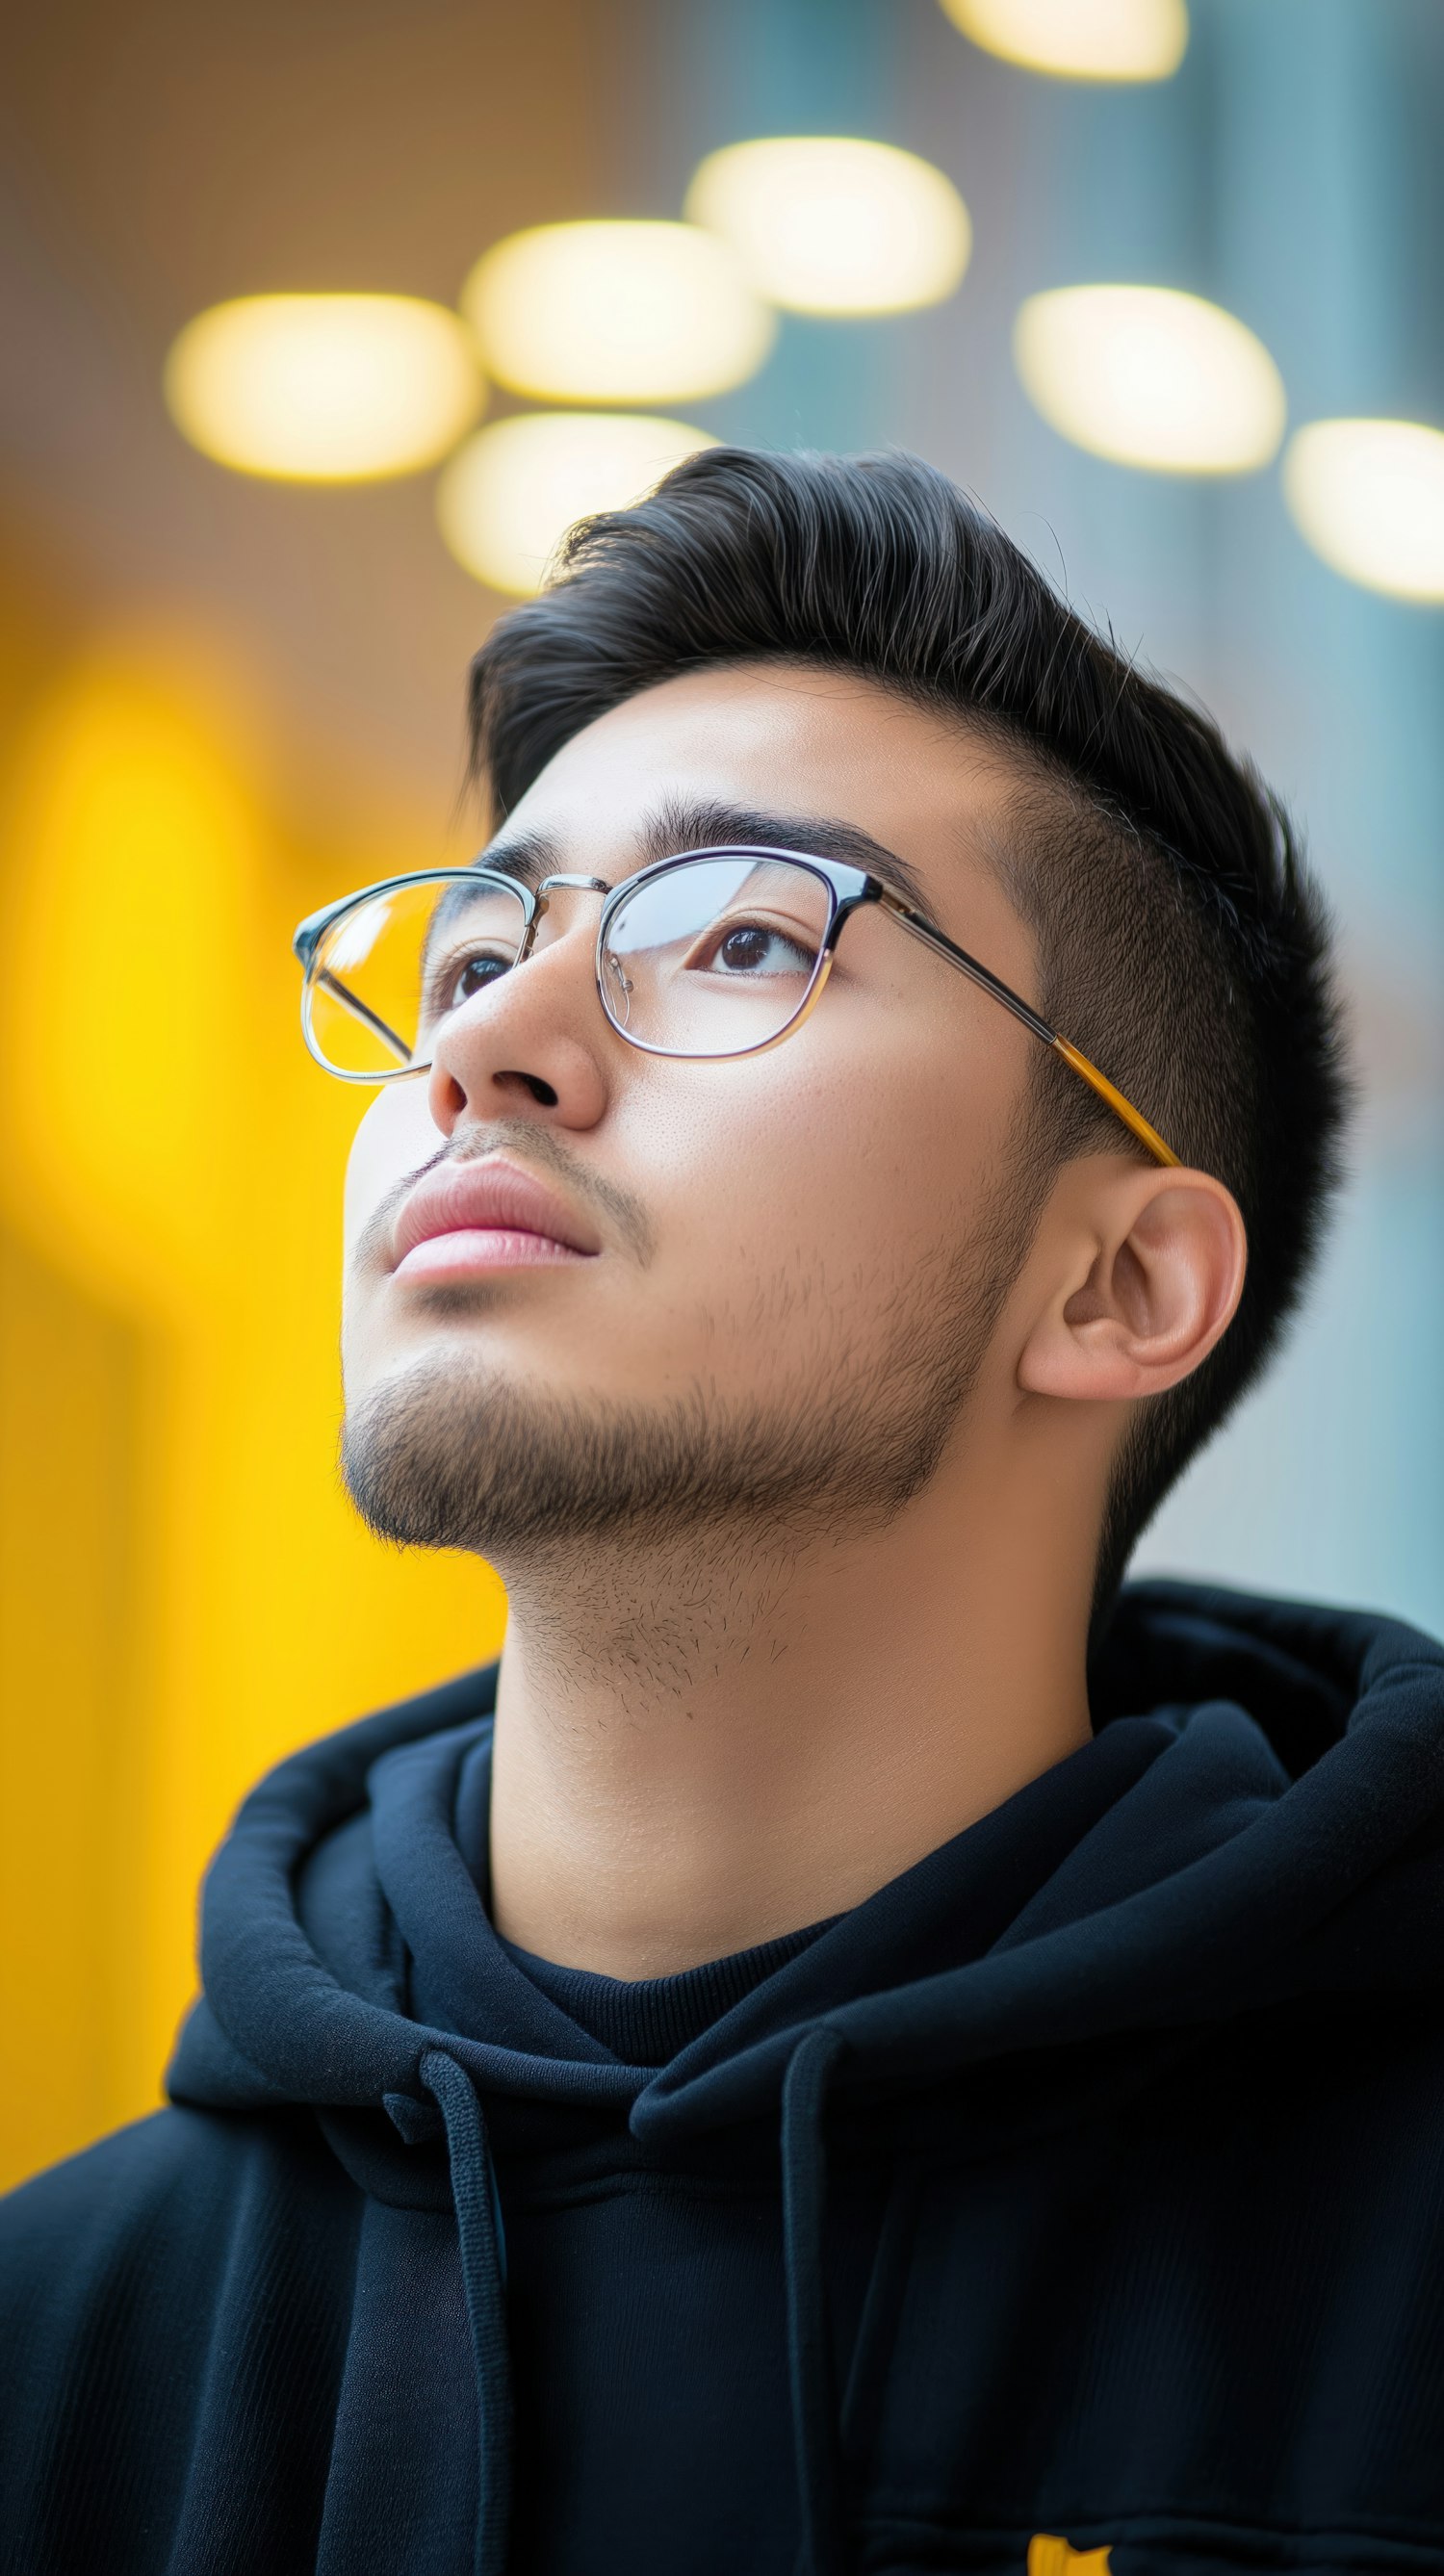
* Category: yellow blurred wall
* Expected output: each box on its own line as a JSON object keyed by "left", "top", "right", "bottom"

{"left": 0, "top": 556, "right": 506, "bottom": 2191}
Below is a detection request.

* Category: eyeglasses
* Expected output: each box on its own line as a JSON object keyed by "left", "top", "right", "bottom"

{"left": 292, "top": 844, "right": 1179, "bottom": 1167}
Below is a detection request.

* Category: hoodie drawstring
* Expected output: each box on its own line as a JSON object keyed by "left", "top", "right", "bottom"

{"left": 782, "top": 2027, "right": 848, "bottom": 2576}
{"left": 421, "top": 2049, "right": 514, "bottom": 2576}
{"left": 415, "top": 2029, "right": 846, "bottom": 2576}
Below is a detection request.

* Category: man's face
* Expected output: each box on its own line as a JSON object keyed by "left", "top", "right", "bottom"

{"left": 341, "top": 664, "right": 1046, "bottom": 1564}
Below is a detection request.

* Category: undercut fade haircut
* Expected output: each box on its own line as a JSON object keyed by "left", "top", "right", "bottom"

{"left": 466, "top": 448, "right": 1350, "bottom": 1607}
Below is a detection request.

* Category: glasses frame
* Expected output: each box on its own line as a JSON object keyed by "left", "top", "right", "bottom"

{"left": 292, "top": 843, "right": 1179, "bottom": 1168}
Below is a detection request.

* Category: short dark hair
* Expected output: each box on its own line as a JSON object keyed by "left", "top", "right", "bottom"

{"left": 466, "top": 447, "right": 1350, "bottom": 1601}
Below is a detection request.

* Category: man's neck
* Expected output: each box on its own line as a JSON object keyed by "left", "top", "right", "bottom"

{"left": 485, "top": 1438, "right": 1098, "bottom": 1978}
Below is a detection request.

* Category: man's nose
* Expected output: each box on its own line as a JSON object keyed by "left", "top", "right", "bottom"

{"left": 425, "top": 886, "right": 612, "bottom": 1136}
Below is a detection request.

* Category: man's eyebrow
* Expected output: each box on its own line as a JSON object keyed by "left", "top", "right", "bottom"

{"left": 642, "top": 797, "right": 931, "bottom": 910}
{"left": 476, "top": 799, "right": 932, "bottom": 912}
{"left": 473, "top": 827, "right": 559, "bottom": 891}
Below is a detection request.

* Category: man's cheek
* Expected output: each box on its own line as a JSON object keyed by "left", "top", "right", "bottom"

{"left": 344, "top": 1089, "right": 435, "bottom": 1248}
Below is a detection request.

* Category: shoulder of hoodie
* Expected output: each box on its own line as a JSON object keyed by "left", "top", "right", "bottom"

{"left": 0, "top": 2104, "right": 355, "bottom": 2364}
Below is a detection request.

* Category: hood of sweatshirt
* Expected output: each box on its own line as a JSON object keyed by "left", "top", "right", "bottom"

{"left": 167, "top": 1580, "right": 1444, "bottom": 2576}
{"left": 169, "top": 1579, "right": 1444, "bottom": 2151}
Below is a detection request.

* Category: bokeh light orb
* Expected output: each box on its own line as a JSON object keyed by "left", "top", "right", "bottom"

{"left": 1282, "top": 421, "right": 1444, "bottom": 603}
{"left": 436, "top": 412, "right": 718, "bottom": 598}
{"left": 1013, "top": 285, "right": 1285, "bottom": 474}
{"left": 460, "top": 222, "right": 774, "bottom": 405}
{"left": 164, "top": 295, "right": 484, "bottom": 481}
{"left": 941, "top": 0, "right": 1188, "bottom": 82}
{"left": 685, "top": 137, "right": 970, "bottom": 316}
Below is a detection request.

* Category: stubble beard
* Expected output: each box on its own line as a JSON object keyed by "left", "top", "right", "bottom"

{"left": 341, "top": 1162, "right": 1044, "bottom": 1583}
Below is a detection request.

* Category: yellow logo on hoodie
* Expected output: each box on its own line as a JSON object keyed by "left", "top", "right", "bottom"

{"left": 1028, "top": 2537, "right": 1112, "bottom": 2575}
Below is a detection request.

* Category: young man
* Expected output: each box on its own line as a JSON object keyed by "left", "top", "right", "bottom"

{"left": 5, "top": 450, "right": 1443, "bottom": 2576}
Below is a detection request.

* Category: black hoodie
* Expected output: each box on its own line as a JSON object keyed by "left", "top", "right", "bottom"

{"left": 5, "top": 1581, "right": 1444, "bottom": 2576}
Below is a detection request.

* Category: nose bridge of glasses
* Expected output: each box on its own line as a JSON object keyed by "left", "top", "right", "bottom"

{"left": 535, "top": 872, "right": 612, "bottom": 901}
{"left": 522, "top": 871, "right": 613, "bottom": 956}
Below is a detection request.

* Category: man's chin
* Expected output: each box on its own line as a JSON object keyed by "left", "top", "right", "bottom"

{"left": 340, "top": 1344, "right": 958, "bottom": 1568}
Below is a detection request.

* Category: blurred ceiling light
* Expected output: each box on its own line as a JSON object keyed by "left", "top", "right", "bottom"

{"left": 436, "top": 412, "right": 718, "bottom": 597}
{"left": 1282, "top": 420, "right": 1444, "bottom": 602}
{"left": 684, "top": 137, "right": 970, "bottom": 317}
{"left": 460, "top": 222, "right": 773, "bottom": 404}
{"left": 941, "top": 0, "right": 1188, "bottom": 81}
{"left": 164, "top": 295, "right": 483, "bottom": 481}
{"left": 1014, "top": 285, "right": 1285, "bottom": 473}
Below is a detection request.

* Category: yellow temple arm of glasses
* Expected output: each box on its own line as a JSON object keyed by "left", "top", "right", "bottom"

{"left": 1051, "top": 1035, "right": 1180, "bottom": 1169}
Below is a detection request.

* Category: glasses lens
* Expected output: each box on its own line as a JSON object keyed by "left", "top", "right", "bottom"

{"left": 306, "top": 873, "right": 529, "bottom": 1077}
{"left": 600, "top": 855, "right": 832, "bottom": 1058}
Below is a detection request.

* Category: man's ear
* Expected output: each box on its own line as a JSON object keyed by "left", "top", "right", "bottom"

{"left": 1017, "top": 1160, "right": 1248, "bottom": 1404}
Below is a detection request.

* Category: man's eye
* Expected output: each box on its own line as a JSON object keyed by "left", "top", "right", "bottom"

{"left": 427, "top": 949, "right": 511, "bottom": 1016}
{"left": 452, "top": 958, "right": 514, "bottom": 1004}
{"left": 697, "top": 920, "right": 814, "bottom": 977}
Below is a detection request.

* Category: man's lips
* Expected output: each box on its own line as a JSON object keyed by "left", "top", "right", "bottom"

{"left": 390, "top": 1155, "right": 602, "bottom": 1281}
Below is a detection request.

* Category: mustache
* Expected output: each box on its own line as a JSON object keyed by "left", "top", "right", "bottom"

{"left": 350, "top": 1118, "right": 656, "bottom": 1274}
